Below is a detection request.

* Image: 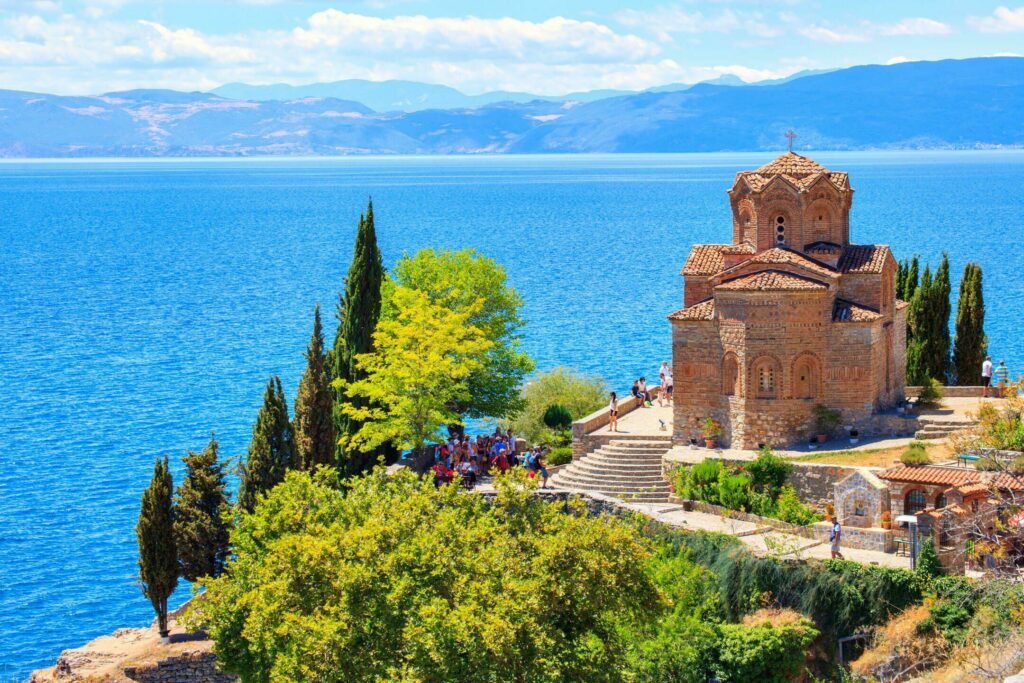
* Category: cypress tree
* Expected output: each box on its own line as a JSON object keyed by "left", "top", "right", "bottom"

{"left": 136, "top": 456, "right": 178, "bottom": 641}
{"left": 238, "top": 376, "right": 295, "bottom": 512}
{"left": 333, "top": 199, "right": 384, "bottom": 477}
{"left": 930, "top": 253, "right": 952, "bottom": 382}
{"left": 896, "top": 260, "right": 907, "bottom": 301}
{"left": 294, "top": 305, "right": 336, "bottom": 470}
{"left": 902, "top": 255, "right": 920, "bottom": 302}
{"left": 173, "top": 435, "right": 231, "bottom": 582}
{"left": 906, "top": 266, "right": 932, "bottom": 384}
{"left": 953, "top": 263, "right": 987, "bottom": 385}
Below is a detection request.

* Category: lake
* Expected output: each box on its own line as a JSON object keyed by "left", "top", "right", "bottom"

{"left": 1, "top": 151, "right": 1023, "bottom": 679}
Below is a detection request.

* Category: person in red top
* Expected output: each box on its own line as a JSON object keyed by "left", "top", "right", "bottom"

{"left": 492, "top": 447, "right": 510, "bottom": 473}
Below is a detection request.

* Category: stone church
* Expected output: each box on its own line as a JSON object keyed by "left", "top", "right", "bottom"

{"left": 670, "top": 152, "right": 907, "bottom": 448}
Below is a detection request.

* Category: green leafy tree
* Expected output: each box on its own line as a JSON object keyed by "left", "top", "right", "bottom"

{"left": 190, "top": 469, "right": 662, "bottom": 682}
{"left": 293, "top": 305, "right": 335, "bottom": 470}
{"left": 508, "top": 367, "right": 607, "bottom": 445}
{"left": 173, "top": 436, "right": 231, "bottom": 583}
{"left": 389, "top": 248, "right": 534, "bottom": 422}
{"left": 716, "top": 617, "right": 818, "bottom": 683}
{"left": 336, "top": 286, "right": 493, "bottom": 460}
{"left": 953, "top": 262, "right": 987, "bottom": 385}
{"left": 332, "top": 199, "right": 385, "bottom": 477}
{"left": 238, "top": 376, "right": 294, "bottom": 512}
{"left": 137, "top": 456, "right": 178, "bottom": 640}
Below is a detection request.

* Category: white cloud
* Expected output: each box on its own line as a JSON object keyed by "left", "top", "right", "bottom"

{"left": 799, "top": 16, "right": 951, "bottom": 43}
{"left": 615, "top": 6, "right": 780, "bottom": 41}
{"left": 886, "top": 56, "right": 910, "bottom": 65}
{"left": 877, "top": 17, "right": 952, "bottom": 36}
{"left": 969, "top": 6, "right": 1024, "bottom": 32}
{"left": 799, "top": 24, "right": 868, "bottom": 43}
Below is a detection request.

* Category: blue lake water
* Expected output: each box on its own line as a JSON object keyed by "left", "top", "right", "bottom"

{"left": 1, "top": 151, "right": 1023, "bottom": 679}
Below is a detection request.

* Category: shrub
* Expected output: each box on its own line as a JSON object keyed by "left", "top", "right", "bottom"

{"left": 508, "top": 367, "right": 606, "bottom": 445}
{"left": 812, "top": 405, "right": 842, "bottom": 435}
{"left": 542, "top": 403, "right": 573, "bottom": 431}
{"left": 702, "top": 417, "right": 723, "bottom": 440}
{"left": 916, "top": 538, "right": 943, "bottom": 578}
{"left": 718, "top": 473, "right": 752, "bottom": 511}
{"left": 716, "top": 614, "right": 818, "bottom": 683}
{"left": 748, "top": 491, "right": 778, "bottom": 518}
{"left": 774, "top": 486, "right": 821, "bottom": 526}
{"left": 684, "top": 459, "right": 723, "bottom": 503}
{"left": 974, "top": 455, "right": 1004, "bottom": 471}
{"left": 546, "top": 446, "right": 573, "bottom": 466}
{"left": 746, "top": 446, "right": 792, "bottom": 493}
{"left": 918, "top": 378, "right": 944, "bottom": 405}
{"left": 900, "top": 442, "right": 930, "bottom": 466}
{"left": 1010, "top": 455, "right": 1024, "bottom": 475}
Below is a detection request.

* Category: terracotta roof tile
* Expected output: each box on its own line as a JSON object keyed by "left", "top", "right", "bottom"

{"left": 735, "top": 153, "right": 849, "bottom": 193}
{"left": 878, "top": 466, "right": 981, "bottom": 487}
{"left": 743, "top": 247, "right": 837, "bottom": 278}
{"left": 896, "top": 299, "right": 910, "bottom": 310}
{"left": 721, "top": 242, "right": 756, "bottom": 255}
{"left": 954, "top": 483, "right": 990, "bottom": 497}
{"left": 804, "top": 241, "right": 843, "bottom": 254}
{"left": 839, "top": 245, "right": 891, "bottom": 274}
{"left": 717, "top": 270, "right": 828, "bottom": 292}
{"left": 668, "top": 299, "right": 715, "bottom": 321}
{"left": 682, "top": 244, "right": 728, "bottom": 276}
{"left": 833, "top": 299, "right": 881, "bottom": 322}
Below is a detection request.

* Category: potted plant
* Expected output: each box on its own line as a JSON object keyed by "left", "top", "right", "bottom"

{"left": 824, "top": 502, "right": 835, "bottom": 522}
{"left": 807, "top": 435, "right": 817, "bottom": 451}
{"left": 880, "top": 511, "right": 892, "bottom": 530}
{"left": 812, "top": 405, "right": 841, "bottom": 443}
{"left": 702, "top": 417, "right": 722, "bottom": 448}
{"left": 849, "top": 428, "right": 860, "bottom": 445}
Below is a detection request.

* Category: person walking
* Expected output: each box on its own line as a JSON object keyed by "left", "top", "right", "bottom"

{"left": 982, "top": 356, "right": 994, "bottom": 397}
{"left": 830, "top": 518, "right": 843, "bottom": 559}
{"left": 608, "top": 392, "right": 619, "bottom": 432}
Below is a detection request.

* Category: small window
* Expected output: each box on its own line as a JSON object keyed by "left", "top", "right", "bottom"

{"left": 775, "top": 215, "right": 786, "bottom": 244}
{"left": 758, "top": 366, "right": 776, "bottom": 397}
{"left": 935, "top": 493, "right": 947, "bottom": 509}
{"left": 905, "top": 490, "right": 927, "bottom": 515}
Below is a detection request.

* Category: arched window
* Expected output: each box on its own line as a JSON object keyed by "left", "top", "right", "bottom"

{"left": 774, "top": 215, "right": 786, "bottom": 245}
{"left": 793, "top": 356, "right": 820, "bottom": 400}
{"left": 935, "top": 492, "right": 947, "bottom": 509}
{"left": 723, "top": 354, "right": 739, "bottom": 396}
{"left": 752, "top": 357, "right": 780, "bottom": 399}
{"left": 939, "top": 518, "right": 953, "bottom": 549}
{"left": 905, "top": 489, "right": 927, "bottom": 515}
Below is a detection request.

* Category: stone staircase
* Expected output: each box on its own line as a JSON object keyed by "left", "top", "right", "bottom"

{"left": 913, "top": 416, "right": 977, "bottom": 440}
{"left": 551, "top": 436, "right": 673, "bottom": 502}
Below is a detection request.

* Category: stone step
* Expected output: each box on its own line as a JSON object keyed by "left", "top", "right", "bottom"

{"left": 587, "top": 451, "right": 665, "bottom": 463}
{"left": 607, "top": 439, "right": 672, "bottom": 448}
{"left": 556, "top": 473, "right": 668, "bottom": 488}
{"left": 554, "top": 489, "right": 671, "bottom": 502}
{"left": 914, "top": 430, "right": 950, "bottom": 440}
{"left": 552, "top": 481, "right": 671, "bottom": 496}
{"left": 567, "top": 460, "right": 664, "bottom": 475}
{"left": 598, "top": 446, "right": 671, "bottom": 455}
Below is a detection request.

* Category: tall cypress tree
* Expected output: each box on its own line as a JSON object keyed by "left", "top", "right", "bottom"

{"left": 238, "top": 376, "right": 295, "bottom": 512}
{"left": 953, "top": 263, "right": 987, "bottom": 385}
{"left": 902, "top": 255, "right": 920, "bottom": 303}
{"left": 137, "top": 456, "right": 178, "bottom": 641}
{"left": 333, "top": 199, "right": 384, "bottom": 477}
{"left": 294, "top": 305, "right": 336, "bottom": 470}
{"left": 930, "top": 253, "right": 952, "bottom": 382}
{"left": 896, "top": 260, "right": 907, "bottom": 301}
{"left": 906, "top": 265, "right": 932, "bottom": 385}
{"left": 173, "top": 435, "right": 231, "bottom": 582}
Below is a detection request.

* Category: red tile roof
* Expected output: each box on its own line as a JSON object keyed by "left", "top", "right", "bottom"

{"left": 743, "top": 247, "right": 837, "bottom": 278}
{"left": 682, "top": 244, "right": 728, "bottom": 276}
{"left": 954, "top": 483, "right": 990, "bottom": 497}
{"left": 721, "top": 242, "right": 756, "bottom": 255}
{"left": 735, "top": 153, "right": 849, "bottom": 192}
{"left": 717, "top": 270, "right": 828, "bottom": 292}
{"left": 833, "top": 299, "right": 881, "bottom": 322}
{"left": 668, "top": 299, "right": 715, "bottom": 321}
{"left": 878, "top": 465, "right": 1024, "bottom": 491}
{"left": 839, "top": 245, "right": 891, "bottom": 274}
{"left": 805, "top": 241, "right": 843, "bottom": 254}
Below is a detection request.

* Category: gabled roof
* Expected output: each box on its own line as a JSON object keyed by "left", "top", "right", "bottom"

{"left": 721, "top": 241, "right": 756, "bottom": 255}
{"left": 742, "top": 247, "right": 838, "bottom": 278}
{"left": 833, "top": 299, "right": 881, "bottom": 322}
{"left": 838, "top": 245, "right": 891, "bottom": 274}
{"left": 682, "top": 244, "right": 728, "bottom": 276}
{"left": 734, "top": 152, "right": 850, "bottom": 193}
{"left": 668, "top": 299, "right": 715, "bottom": 321}
{"left": 716, "top": 270, "right": 828, "bottom": 292}
{"left": 878, "top": 465, "right": 1024, "bottom": 491}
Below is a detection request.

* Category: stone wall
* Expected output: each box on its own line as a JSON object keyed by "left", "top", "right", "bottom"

{"left": 814, "top": 521, "right": 893, "bottom": 553}
{"left": 787, "top": 462, "right": 865, "bottom": 506}
{"left": 906, "top": 385, "right": 985, "bottom": 398}
{"left": 124, "top": 651, "right": 237, "bottom": 683}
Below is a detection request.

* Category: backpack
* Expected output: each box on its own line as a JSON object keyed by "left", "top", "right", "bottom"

{"left": 526, "top": 452, "right": 538, "bottom": 469}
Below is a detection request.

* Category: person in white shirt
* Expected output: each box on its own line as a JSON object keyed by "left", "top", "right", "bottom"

{"left": 658, "top": 361, "right": 673, "bottom": 407}
{"left": 609, "top": 392, "right": 618, "bottom": 432}
{"left": 982, "top": 356, "right": 993, "bottom": 397}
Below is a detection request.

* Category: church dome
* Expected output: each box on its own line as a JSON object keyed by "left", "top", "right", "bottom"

{"left": 735, "top": 152, "right": 849, "bottom": 192}
{"left": 754, "top": 152, "right": 829, "bottom": 178}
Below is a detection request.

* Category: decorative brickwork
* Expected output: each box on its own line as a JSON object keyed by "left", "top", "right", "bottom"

{"left": 671, "top": 153, "right": 905, "bottom": 448}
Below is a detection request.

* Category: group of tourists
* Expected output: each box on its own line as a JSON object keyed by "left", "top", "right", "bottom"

{"left": 609, "top": 361, "right": 673, "bottom": 432}
{"left": 431, "top": 429, "right": 550, "bottom": 489}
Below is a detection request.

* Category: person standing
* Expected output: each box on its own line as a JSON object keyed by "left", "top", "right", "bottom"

{"left": 982, "top": 356, "right": 994, "bottom": 397}
{"left": 995, "top": 360, "right": 1010, "bottom": 397}
{"left": 830, "top": 518, "right": 843, "bottom": 559}
{"left": 608, "top": 392, "right": 618, "bottom": 432}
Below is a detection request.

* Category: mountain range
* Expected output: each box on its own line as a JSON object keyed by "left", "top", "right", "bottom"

{"left": 0, "top": 58, "right": 1021, "bottom": 157}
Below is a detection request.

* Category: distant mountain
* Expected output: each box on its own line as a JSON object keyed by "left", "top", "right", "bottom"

{"left": 0, "top": 57, "right": 1021, "bottom": 156}
{"left": 211, "top": 79, "right": 633, "bottom": 112}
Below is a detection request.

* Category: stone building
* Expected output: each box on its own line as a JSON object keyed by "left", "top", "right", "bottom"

{"left": 670, "top": 152, "right": 907, "bottom": 448}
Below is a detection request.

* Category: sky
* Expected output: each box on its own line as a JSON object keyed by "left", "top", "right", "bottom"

{"left": 0, "top": 0, "right": 1022, "bottom": 96}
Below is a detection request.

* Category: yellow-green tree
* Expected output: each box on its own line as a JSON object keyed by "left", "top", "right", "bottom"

{"left": 335, "top": 286, "right": 493, "bottom": 459}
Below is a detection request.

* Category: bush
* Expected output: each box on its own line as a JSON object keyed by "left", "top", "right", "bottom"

{"left": 717, "top": 473, "right": 752, "bottom": 511}
{"left": 542, "top": 403, "right": 573, "bottom": 431}
{"left": 774, "top": 486, "right": 821, "bottom": 526}
{"left": 546, "top": 446, "right": 573, "bottom": 466}
{"left": 918, "top": 378, "right": 944, "bottom": 405}
{"left": 900, "top": 442, "right": 931, "bottom": 466}
{"left": 717, "top": 616, "right": 818, "bottom": 683}
{"left": 508, "top": 367, "right": 606, "bottom": 445}
{"left": 746, "top": 447, "right": 792, "bottom": 493}
{"left": 916, "top": 538, "right": 943, "bottom": 578}
{"left": 683, "top": 459, "right": 724, "bottom": 503}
